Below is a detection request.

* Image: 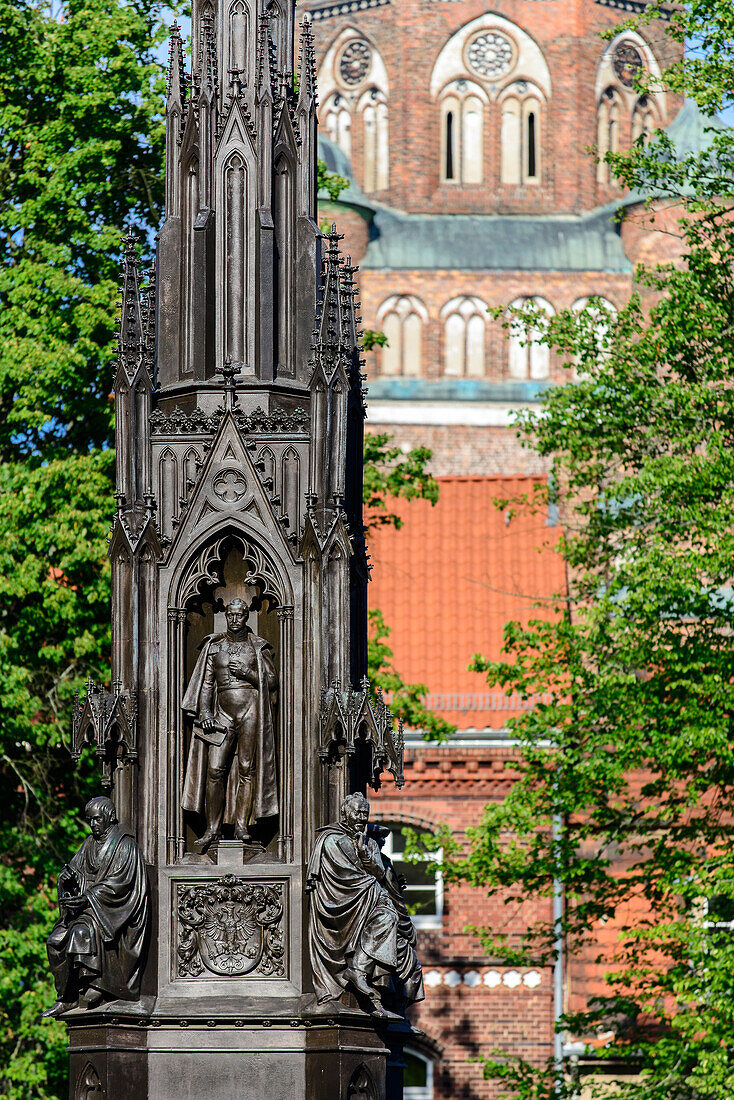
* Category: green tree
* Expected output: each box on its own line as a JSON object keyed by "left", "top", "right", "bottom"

{"left": 444, "top": 4, "right": 734, "bottom": 1097}
{"left": 0, "top": 0, "right": 165, "bottom": 1095}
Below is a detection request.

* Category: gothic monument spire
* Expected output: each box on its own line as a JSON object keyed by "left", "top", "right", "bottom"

{"left": 58, "top": 1, "right": 416, "bottom": 1096}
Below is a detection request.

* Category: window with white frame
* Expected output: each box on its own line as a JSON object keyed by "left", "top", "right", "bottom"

{"left": 508, "top": 296, "right": 554, "bottom": 380}
{"left": 500, "top": 84, "right": 544, "bottom": 185}
{"left": 376, "top": 295, "right": 427, "bottom": 377}
{"left": 440, "top": 80, "right": 486, "bottom": 184}
{"left": 441, "top": 296, "right": 487, "bottom": 377}
{"left": 317, "top": 30, "right": 390, "bottom": 194}
{"left": 404, "top": 1048, "right": 434, "bottom": 1099}
{"left": 431, "top": 15, "right": 551, "bottom": 189}
{"left": 379, "top": 821, "right": 443, "bottom": 928}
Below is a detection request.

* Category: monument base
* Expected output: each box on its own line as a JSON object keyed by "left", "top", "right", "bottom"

{"left": 66, "top": 1008, "right": 395, "bottom": 1100}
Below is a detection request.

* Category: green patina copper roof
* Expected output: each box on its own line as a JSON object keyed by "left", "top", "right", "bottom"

{"left": 362, "top": 206, "right": 631, "bottom": 272}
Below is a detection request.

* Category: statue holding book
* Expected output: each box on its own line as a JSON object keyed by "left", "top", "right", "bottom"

{"left": 181, "top": 595, "right": 279, "bottom": 851}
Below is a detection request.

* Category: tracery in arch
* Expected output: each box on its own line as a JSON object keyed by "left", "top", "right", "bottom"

{"left": 595, "top": 31, "right": 665, "bottom": 183}
{"left": 441, "top": 296, "right": 488, "bottom": 377}
{"left": 376, "top": 295, "right": 427, "bottom": 377}
{"left": 317, "top": 28, "right": 390, "bottom": 193}
{"left": 431, "top": 14, "right": 551, "bottom": 187}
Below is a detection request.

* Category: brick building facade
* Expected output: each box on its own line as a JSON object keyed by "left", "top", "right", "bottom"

{"left": 302, "top": 1, "right": 692, "bottom": 1095}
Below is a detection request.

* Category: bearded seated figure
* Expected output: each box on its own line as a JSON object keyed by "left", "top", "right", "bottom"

{"left": 43, "top": 796, "right": 149, "bottom": 1017}
{"left": 306, "top": 793, "right": 424, "bottom": 1019}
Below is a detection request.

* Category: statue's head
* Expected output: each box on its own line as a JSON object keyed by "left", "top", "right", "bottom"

{"left": 85, "top": 796, "right": 118, "bottom": 840}
{"left": 225, "top": 596, "right": 249, "bottom": 634}
{"left": 341, "top": 792, "right": 370, "bottom": 833}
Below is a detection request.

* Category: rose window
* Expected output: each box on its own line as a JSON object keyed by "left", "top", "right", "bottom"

{"left": 465, "top": 32, "right": 514, "bottom": 80}
{"left": 613, "top": 41, "right": 644, "bottom": 88}
{"left": 339, "top": 40, "right": 372, "bottom": 87}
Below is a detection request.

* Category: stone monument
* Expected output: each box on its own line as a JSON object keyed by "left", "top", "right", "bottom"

{"left": 53, "top": 3, "right": 418, "bottom": 1097}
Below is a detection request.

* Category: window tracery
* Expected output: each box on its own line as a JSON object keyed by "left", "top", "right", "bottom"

{"left": 376, "top": 296, "right": 427, "bottom": 377}
{"left": 431, "top": 15, "right": 551, "bottom": 189}
{"left": 317, "top": 29, "right": 389, "bottom": 193}
{"left": 595, "top": 31, "right": 665, "bottom": 183}
{"left": 441, "top": 297, "right": 487, "bottom": 377}
{"left": 508, "top": 296, "right": 554, "bottom": 380}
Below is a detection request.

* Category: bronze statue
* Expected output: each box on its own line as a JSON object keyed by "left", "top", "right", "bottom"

{"left": 306, "top": 793, "right": 424, "bottom": 1019}
{"left": 182, "top": 595, "right": 278, "bottom": 851}
{"left": 43, "top": 796, "right": 149, "bottom": 1017}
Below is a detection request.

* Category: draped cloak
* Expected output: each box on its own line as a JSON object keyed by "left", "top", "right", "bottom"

{"left": 47, "top": 823, "right": 149, "bottom": 1001}
{"left": 307, "top": 824, "right": 401, "bottom": 1002}
{"left": 181, "top": 631, "right": 278, "bottom": 823}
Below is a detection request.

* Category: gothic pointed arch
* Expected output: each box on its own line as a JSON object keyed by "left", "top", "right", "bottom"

{"left": 317, "top": 27, "right": 389, "bottom": 193}
{"left": 431, "top": 14, "right": 550, "bottom": 187}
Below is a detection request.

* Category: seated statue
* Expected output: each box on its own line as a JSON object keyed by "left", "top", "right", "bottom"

{"left": 306, "top": 793, "right": 424, "bottom": 1019}
{"left": 43, "top": 796, "right": 149, "bottom": 1017}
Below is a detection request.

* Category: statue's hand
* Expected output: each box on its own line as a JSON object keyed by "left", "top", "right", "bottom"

{"left": 201, "top": 715, "right": 216, "bottom": 730}
{"left": 63, "top": 894, "right": 87, "bottom": 915}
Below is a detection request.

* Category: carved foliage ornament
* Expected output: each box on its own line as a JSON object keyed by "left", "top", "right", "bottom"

{"left": 150, "top": 405, "right": 309, "bottom": 437}
{"left": 177, "top": 876, "right": 285, "bottom": 978}
{"left": 465, "top": 31, "right": 515, "bottom": 80}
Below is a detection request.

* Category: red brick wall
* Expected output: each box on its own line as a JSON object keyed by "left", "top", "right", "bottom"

{"left": 373, "top": 745, "right": 555, "bottom": 1099}
{"left": 305, "top": 0, "right": 681, "bottom": 215}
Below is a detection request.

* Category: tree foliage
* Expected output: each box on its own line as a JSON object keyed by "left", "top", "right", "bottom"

{"left": 0, "top": 1, "right": 164, "bottom": 1095}
{"left": 448, "top": 4, "right": 734, "bottom": 1097}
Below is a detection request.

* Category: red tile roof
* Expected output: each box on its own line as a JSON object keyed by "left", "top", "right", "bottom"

{"left": 367, "top": 476, "right": 566, "bottom": 730}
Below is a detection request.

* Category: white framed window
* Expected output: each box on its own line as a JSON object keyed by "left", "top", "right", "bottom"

{"left": 508, "top": 296, "right": 555, "bottom": 380}
{"left": 500, "top": 85, "right": 545, "bottom": 185}
{"left": 404, "top": 1047, "right": 434, "bottom": 1099}
{"left": 379, "top": 821, "right": 443, "bottom": 929}
{"left": 441, "top": 296, "right": 487, "bottom": 377}
{"left": 376, "top": 295, "right": 427, "bottom": 377}
{"left": 439, "top": 81, "right": 486, "bottom": 184}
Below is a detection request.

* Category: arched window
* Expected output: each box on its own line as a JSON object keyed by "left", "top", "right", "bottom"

{"left": 596, "top": 88, "right": 621, "bottom": 183}
{"left": 595, "top": 32, "right": 665, "bottom": 183}
{"left": 317, "top": 31, "right": 389, "bottom": 194}
{"left": 376, "top": 296, "right": 427, "bottom": 377}
{"left": 323, "top": 94, "right": 352, "bottom": 159}
{"left": 500, "top": 85, "right": 544, "bottom": 185}
{"left": 404, "top": 1048, "right": 435, "bottom": 1100}
{"left": 378, "top": 820, "right": 443, "bottom": 928}
{"left": 432, "top": 15, "right": 551, "bottom": 188}
{"left": 508, "top": 296, "right": 555, "bottom": 380}
{"left": 441, "top": 297, "right": 487, "bottom": 377}
{"left": 440, "top": 82, "right": 485, "bottom": 184}
{"left": 632, "top": 96, "right": 656, "bottom": 144}
{"left": 571, "top": 296, "right": 617, "bottom": 377}
{"left": 359, "top": 88, "right": 389, "bottom": 192}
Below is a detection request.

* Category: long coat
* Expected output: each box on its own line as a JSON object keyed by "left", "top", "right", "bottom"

{"left": 181, "top": 631, "right": 278, "bottom": 823}
{"left": 48, "top": 823, "right": 149, "bottom": 1000}
{"left": 307, "top": 824, "right": 399, "bottom": 1001}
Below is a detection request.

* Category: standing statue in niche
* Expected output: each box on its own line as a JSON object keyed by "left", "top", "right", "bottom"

{"left": 182, "top": 595, "right": 278, "bottom": 852}
{"left": 43, "top": 796, "right": 149, "bottom": 1017}
{"left": 306, "top": 793, "right": 424, "bottom": 1019}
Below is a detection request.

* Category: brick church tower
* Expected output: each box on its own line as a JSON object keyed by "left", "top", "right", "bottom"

{"left": 301, "top": 1, "right": 690, "bottom": 1095}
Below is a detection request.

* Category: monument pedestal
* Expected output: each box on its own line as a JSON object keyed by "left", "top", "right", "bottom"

{"left": 67, "top": 1008, "right": 392, "bottom": 1100}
